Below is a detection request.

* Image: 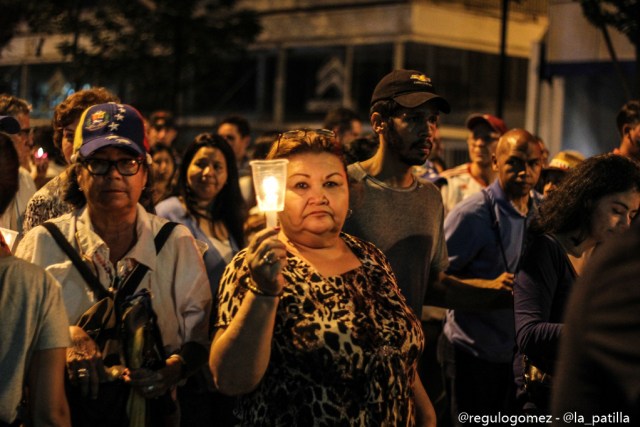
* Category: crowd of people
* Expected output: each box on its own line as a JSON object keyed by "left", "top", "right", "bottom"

{"left": 1, "top": 68, "right": 640, "bottom": 427}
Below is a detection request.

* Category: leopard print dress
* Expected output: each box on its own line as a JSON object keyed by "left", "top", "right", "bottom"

{"left": 215, "top": 232, "right": 424, "bottom": 426}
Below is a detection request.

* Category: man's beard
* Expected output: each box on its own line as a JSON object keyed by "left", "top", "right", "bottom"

{"left": 387, "top": 124, "right": 429, "bottom": 167}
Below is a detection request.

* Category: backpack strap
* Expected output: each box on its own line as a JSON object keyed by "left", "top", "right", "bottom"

{"left": 43, "top": 221, "right": 179, "bottom": 301}
{"left": 116, "top": 221, "right": 178, "bottom": 300}
{"left": 42, "top": 222, "right": 110, "bottom": 300}
{"left": 154, "top": 221, "right": 179, "bottom": 254}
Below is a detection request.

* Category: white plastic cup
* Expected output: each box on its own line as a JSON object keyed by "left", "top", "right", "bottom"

{"left": 250, "top": 159, "right": 289, "bottom": 227}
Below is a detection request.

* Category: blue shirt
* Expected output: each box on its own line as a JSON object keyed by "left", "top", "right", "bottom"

{"left": 155, "top": 197, "right": 239, "bottom": 301}
{"left": 443, "top": 179, "right": 540, "bottom": 363}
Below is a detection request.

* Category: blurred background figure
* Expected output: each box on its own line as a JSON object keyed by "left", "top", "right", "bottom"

{"left": 343, "top": 132, "right": 379, "bottom": 165}
{"left": 323, "top": 106, "right": 362, "bottom": 152}
{"left": 149, "top": 143, "right": 177, "bottom": 205}
{"left": 614, "top": 100, "right": 640, "bottom": 162}
{"left": 0, "top": 94, "right": 47, "bottom": 189}
{"left": 217, "top": 115, "right": 252, "bottom": 180}
{"left": 22, "top": 87, "right": 120, "bottom": 233}
{"left": 536, "top": 150, "right": 584, "bottom": 197}
{"left": 32, "top": 125, "right": 66, "bottom": 184}
{"left": 414, "top": 126, "right": 447, "bottom": 188}
{"left": 147, "top": 110, "right": 178, "bottom": 149}
{"left": 0, "top": 116, "right": 22, "bottom": 244}
{"left": 514, "top": 154, "right": 640, "bottom": 415}
{"left": 1, "top": 129, "right": 71, "bottom": 427}
{"left": 440, "top": 113, "right": 508, "bottom": 216}
{"left": 156, "top": 132, "right": 246, "bottom": 426}
{"left": 534, "top": 135, "right": 550, "bottom": 168}
{"left": 0, "top": 96, "right": 37, "bottom": 233}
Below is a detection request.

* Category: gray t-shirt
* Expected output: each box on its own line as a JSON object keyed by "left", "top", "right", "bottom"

{"left": 0, "top": 255, "right": 70, "bottom": 424}
{"left": 344, "top": 163, "right": 449, "bottom": 317}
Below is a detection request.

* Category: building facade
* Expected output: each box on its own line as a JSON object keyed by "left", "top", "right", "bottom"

{"left": 0, "top": 0, "right": 549, "bottom": 165}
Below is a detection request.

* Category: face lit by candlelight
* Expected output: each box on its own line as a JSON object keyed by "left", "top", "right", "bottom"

{"left": 278, "top": 152, "right": 349, "bottom": 242}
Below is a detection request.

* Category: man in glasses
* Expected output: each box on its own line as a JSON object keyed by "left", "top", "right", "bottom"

{"left": 0, "top": 95, "right": 37, "bottom": 232}
{"left": 440, "top": 113, "right": 508, "bottom": 216}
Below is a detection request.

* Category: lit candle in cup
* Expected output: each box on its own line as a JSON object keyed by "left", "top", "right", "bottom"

{"left": 250, "top": 159, "right": 289, "bottom": 228}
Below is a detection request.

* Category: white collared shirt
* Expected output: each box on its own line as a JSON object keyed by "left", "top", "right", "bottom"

{"left": 15, "top": 204, "right": 212, "bottom": 351}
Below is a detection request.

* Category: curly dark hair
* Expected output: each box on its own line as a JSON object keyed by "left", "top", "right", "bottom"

{"left": 176, "top": 133, "right": 247, "bottom": 248}
{"left": 64, "top": 154, "right": 155, "bottom": 213}
{"left": 534, "top": 153, "right": 640, "bottom": 243}
{"left": 267, "top": 129, "right": 345, "bottom": 170}
{"left": 53, "top": 88, "right": 120, "bottom": 152}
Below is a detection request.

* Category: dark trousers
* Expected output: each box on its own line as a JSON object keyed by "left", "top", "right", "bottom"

{"left": 439, "top": 335, "right": 515, "bottom": 427}
{"left": 178, "top": 369, "right": 239, "bottom": 427}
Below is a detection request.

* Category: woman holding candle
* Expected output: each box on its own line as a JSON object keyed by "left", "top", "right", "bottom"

{"left": 209, "top": 129, "right": 435, "bottom": 426}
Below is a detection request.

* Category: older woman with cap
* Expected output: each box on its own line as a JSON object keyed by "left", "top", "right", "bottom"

{"left": 210, "top": 129, "right": 434, "bottom": 426}
{"left": 16, "top": 103, "right": 211, "bottom": 427}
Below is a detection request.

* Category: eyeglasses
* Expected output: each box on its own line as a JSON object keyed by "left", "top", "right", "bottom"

{"left": 81, "top": 158, "right": 144, "bottom": 176}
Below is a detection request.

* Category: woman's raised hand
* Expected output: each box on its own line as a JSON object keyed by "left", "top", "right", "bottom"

{"left": 245, "top": 227, "right": 286, "bottom": 296}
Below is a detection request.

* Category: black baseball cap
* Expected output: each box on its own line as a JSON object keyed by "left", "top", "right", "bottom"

{"left": 370, "top": 69, "right": 451, "bottom": 113}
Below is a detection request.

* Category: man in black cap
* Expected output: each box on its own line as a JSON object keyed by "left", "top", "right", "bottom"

{"left": 345, "top": 69, "right": 450, "bottom": 316}
{"left": 344, "top": 68, "right": 449, "bottom": 425}
{"left": 344, "top": 70, "right": 512, "bottom": 426}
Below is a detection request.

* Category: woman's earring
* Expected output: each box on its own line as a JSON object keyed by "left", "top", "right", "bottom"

{"left": 346, "top": 209, "right": 353, "bottom": 219}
